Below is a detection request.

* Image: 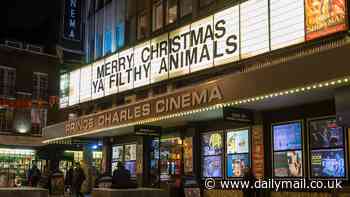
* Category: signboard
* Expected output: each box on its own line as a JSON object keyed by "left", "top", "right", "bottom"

{"left": 223, "top": 107, "right": 253, "bottom": 123}
{"left": 252, "top": 125, "right": 264, "bottom": 179}
{"left": 63, "top": 0, "right": 82, "bottom": 41}
{"left": 61, "top": 0, "right": 348, "bottom": 107}
{"left": 306, "top": 0, "right": 347, "bottom": 41}
{"left": 134, "top": 125, "right": 161, "bottom": 136}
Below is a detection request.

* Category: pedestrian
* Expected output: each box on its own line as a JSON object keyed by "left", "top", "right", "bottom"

{"left": 111, "top": 162, "right": 136, "bottom": 188}
{"left": 72, "top": 163, "right": 86, "bottom": 197}
{"left": 243, "top": 167, "right": 256, "bottom": 197}
{"left": 65, "top": 166, "right": 74, "bottom": 193}
{"left": 28, "top": 162, "right": 41, "bottom": 187}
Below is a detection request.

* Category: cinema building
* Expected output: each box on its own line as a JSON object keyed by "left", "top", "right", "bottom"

{"left": 45, "top": 0, "right": 350, "bottom": 196}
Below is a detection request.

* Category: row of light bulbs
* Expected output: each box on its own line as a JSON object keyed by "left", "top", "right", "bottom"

{"left": 46, "top": 76, "right": 350, "bottom": 144}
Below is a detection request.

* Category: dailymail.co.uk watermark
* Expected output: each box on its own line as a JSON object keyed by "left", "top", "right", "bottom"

{"left": 204, "top": 178, "right": 343, "bottom": 192}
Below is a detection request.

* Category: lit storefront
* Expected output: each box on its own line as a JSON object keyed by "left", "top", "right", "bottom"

{"left": 45, "top": 0, "right": 350, "bottom": 196}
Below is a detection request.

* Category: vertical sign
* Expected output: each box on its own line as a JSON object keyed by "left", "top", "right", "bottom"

{"left": 240, "top": 0, "right": 269, "bottom": 58}
{"left": 252, "top": 125, "right": 264, "bottom": 179}
{"left": 270, "top": 0, "right": 305, "bottom": 50}
{"left": 213, "top": 6, "right": 240, "bottom": 66}
{"left": 63, "top": 0, "right": 82, "bottom": 41}
{"left": 306, "top": 0, "right": 347, "bottom": 40}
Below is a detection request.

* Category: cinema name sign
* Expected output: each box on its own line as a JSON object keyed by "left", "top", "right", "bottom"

{"left": 65, "top": 84, "right": 223, "bottom": 135}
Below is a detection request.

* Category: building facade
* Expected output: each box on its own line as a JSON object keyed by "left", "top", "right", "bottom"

{"left": 0, "top": 40, "right": 60, "bottom": 186}
{"left": 46, "top": 0, "right": 350, "bottom": 196}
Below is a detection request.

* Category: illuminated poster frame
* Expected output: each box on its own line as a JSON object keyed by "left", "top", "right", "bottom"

{"left": 307, "top": 116, "right": 348, "bottom": 179}
{"left": 271, "top": 120, "right": 304, "bottom": 178}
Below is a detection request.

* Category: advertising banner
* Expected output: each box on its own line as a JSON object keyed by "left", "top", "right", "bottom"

{"left": 306, "top": 0, "right": 347, "bottom": 40}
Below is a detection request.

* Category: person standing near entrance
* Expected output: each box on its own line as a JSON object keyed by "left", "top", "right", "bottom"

{"left": 72, "top": 163, "right": 86, "bottom": 197}
{"left": 28, "top": 163, "right": 41, "bottom": 187}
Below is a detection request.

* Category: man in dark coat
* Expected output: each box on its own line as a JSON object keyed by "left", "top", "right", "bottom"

{"left": 28, "top": 163, "right": 41, "bottom": 187}
{"left": 72, "top": 163, "right": 86, "bottom": 197}
{"left": 112, "top": 162, "right": 136, "bottom": 188}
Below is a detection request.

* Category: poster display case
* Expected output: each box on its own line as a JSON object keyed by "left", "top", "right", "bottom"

{"left": 308, "top": 117, "right": 346, "bottom": 179}
{"left": 111, "top": 144, "right": 137, "bottom": 178}
{"left": 272, "top": 121, "right": 303, "bottom": 177}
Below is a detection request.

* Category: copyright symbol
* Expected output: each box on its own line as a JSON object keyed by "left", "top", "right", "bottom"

{"left": 205, "top": 178, "right": 216, "bottom": 190}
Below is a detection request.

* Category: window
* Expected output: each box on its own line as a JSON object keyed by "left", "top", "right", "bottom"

{"left": 272, "top": 121, "right": 303, "bottom": 177}
{"left": 308, "top": 118, "right": 346, "bottom": 178}
{"left": 153, "top": 1, "right": 164, "bottom": 31}
{"left": 166, "top": 0, "right": 178, "bottom": 24}
{"left": 32, "top": 72, "right": 48, "bottom": 101}
{"left": 96, "top": 0, "right": 104, "bottom": 10}
{"left": 180, "top": 0, "right": 192, "bottom": 17}
{"left": 104, "top": 31, "right": 112, "bottom": 55}
{"left": 0, "top": 108, "right": 13, "bottom": 132}
{"left": 159, "top": 137, "right": 182, "bottom": 181}
{"left": 137, "top": 12, "right": 147, "bottom": 40}
{"left": 201, "top": 132, "right": 223, "bottom": 178}
{"left": 115, "top": 23, "right": 125, "bottom": 49}
{"left": 0, "top": 67, "right": 16, "bottom": 98}
{"left": 111, "top": 144, "right": 137, "bottom": 178}
{"left": 226, "top": 129, "right": 250, "bottom": 177}
{"left": 200, "top": 0, "right": 214, "bottom": 7}
{"left": 31, "top": 108, "right": 47, "bottom": 135}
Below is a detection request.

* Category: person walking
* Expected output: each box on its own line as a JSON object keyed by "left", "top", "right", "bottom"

{"left": 72, "top": 163, "right": 86, "bottom": 197}
{"left": 65, "top": 166, "right": 74, "bottom": 194}
{"left": 28, "top": 163, "right": 41, "bottom": 187}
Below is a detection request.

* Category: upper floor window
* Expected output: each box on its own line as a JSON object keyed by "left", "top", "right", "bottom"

{"left": 166, "top": 0, "right": 178, "bottom": 24}
{"left": 0, "top": 108, "right": 13, "bottom": 132}
{"left": 0, "top": 66, "right": 16, "bottom": 98}
{"left": 32, "top": 72, "right": 48, "bottom": 101}
{"left": 138, "top": 12, "right": 148, "bottom": 40}
{"left": 200, "top": 0, "right": 214, "bottom": 7}
{"left": 180, "top": 0, "right": 192, "bottom": 17}
{"left": 153, "top": 0, "right": 164, "bottom": 31}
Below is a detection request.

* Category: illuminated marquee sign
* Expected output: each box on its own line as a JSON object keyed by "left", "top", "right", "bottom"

{"left": 60, "top": 0, "right": 348, "bottom": 107}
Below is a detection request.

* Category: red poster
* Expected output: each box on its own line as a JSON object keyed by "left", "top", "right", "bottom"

{"left": 306, "top": 0, "right": 347, "bottom": 40}
{"left": 252, "top": 126, "right": 264, "bottom": 179}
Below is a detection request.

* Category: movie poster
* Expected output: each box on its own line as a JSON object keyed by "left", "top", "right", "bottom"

{"left": 125, "top": 144, "right": 136, "bottom": 161}
{"left": 227, "top": 130, "right": 249, "bottom": 154}
{"left": 306, "top": 0, "right": 347, "bottom": 40}
{"left": 309, "top": 118, "right": 343, "bottom": 149}
{"left": 227, "top": 154, "right": 250, "bottom": 177}
{"left": 274, "top": 151, "right": 303, "bottom": 177}
{"left": 202, "top": 133, "right": 223, "bottom": 156}
{"left": 273, "top": 122, "right": 302, "bottom": 151}
{"left": 311, "top": 148, "right": 345, "bottom": 177}
{"left": 202, "top": 156, "right": 222, "bottom": 177}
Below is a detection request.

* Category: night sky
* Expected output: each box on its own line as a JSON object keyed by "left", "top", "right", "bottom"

{"left": 0, "top": 0, "right": 61, "bottom": 46}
